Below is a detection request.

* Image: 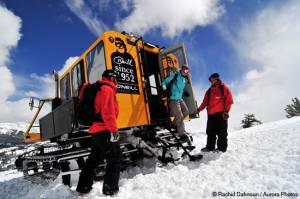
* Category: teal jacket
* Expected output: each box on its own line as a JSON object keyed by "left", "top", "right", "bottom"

{"left": 162, "top": 70, "right": 186, "bottom": 100}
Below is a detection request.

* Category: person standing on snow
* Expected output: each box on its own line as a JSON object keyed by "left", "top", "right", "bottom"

{"left": 197, "top": 73, "right": 233, "bottom": 152}
{"left": 76, "top": 69, "right": 121, "bottom": 196}
{"left": 163, "top": 64, "right": 191, "bottom": 142}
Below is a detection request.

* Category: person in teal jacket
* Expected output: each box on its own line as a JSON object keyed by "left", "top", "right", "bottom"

{"left": 162, "top": 64, "right": 190, "bottom": 142}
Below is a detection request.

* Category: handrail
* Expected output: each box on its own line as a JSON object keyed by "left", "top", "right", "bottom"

{"left": 24, "top": 97, "right": 54, "bottom": 142}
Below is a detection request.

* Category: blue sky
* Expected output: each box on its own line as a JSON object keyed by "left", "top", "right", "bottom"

{"left": 0, "top": 0, "right": 299, "bottom": 128}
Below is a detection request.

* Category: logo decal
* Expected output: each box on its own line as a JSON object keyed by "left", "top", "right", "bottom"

{"left": 111, "top": 37, "right": 139, "bottom": 94}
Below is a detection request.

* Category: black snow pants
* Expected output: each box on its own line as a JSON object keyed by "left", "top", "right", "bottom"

{"left": 206, "top": 112, "right": 228, "bottom": 152}
{"left": 76, "top": 130, "right": 121, "bottom": 194}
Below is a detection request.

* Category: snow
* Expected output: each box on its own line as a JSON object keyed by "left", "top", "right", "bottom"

{"left": 0, "top": 123, "right": 27, "bottom": 135}
{"left": 0, "top": 117, "right": 299, "bottom": 199}
{"left": 0, "top": 122, "right": 39, "bottom": 135}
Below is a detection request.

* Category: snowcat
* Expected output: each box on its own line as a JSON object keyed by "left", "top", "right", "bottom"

{"left": 15, "top": 30, "right": 202, "bottom": 186}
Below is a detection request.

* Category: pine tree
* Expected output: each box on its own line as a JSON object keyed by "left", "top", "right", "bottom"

{"left": 241, "top": 114, "right": 262, "bottom": 128}
{"left": 285, "top": 97, "right": 300, "bottom": 118}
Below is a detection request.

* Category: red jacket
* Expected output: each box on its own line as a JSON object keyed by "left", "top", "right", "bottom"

{"left": 198, "top": 82, "right": 233, "bottom": 115}
{"left": 89, "top": 78, "right": 119, "bottom": 134}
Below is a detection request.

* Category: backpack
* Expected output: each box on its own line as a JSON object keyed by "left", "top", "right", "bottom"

{"left": 77, "top": 82, "right": 112, "bottom": 126}
{"left": 163, "top": 73, "right": 178, "bottom": 97}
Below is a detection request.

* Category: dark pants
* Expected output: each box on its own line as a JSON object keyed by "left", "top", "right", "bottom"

{"left": 206, "top": 112, "right": 228, "bottom": 152}
{"left": 76, "top": 130, "right": 121, "bottom": 194}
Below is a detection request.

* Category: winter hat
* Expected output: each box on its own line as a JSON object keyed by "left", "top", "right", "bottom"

{"left": 209, "top": 73, "right": 220, "bottom": 81}
{"left": 102, "top": 69, "right": 117, "bottom": 78}
{"left": 181, "top": 63, "right": 189, "bottom": 69}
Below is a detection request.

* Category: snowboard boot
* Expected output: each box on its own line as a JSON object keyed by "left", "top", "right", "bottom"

{"left": 76, "top": 186, "right": 92, "bottom": 195}
{"left": 215, "top": 148, "right": 226, "bottom": 153}
{"left": 102, "top": 184, "right": 119, "bottom": 196}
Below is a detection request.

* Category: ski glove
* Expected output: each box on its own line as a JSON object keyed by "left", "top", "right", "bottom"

{"left": 110, "top": 132, "right": 120, "bottom": 142}
{"left": 191, "top": 111, "right": 199, "bottom": 118}
{"left": 222, "top": 111, "right": 229, "bottom": 120}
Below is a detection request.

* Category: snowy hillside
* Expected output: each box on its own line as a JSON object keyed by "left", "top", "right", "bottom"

{"left": 0, "top": 123, "right": 28, "bottom": 135}
{"left": 0, "top": 123, "right": 27, "bottom": 150}
{"left": 0, "top": 117, "right": 299, "bottom": 199}
{"left": 0, "top": 123, "right": 39, "bottom": 171}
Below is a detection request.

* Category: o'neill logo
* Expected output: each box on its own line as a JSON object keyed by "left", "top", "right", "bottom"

{"left": 111, "top": 37, "right": 139, "bottom": 94}
{"left": 113, "top": 56, "right": 134, "bottom": 67}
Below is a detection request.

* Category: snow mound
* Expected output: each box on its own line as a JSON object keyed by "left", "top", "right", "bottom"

{"left": 0, "top": 117, "right": 299, "bottom": 199}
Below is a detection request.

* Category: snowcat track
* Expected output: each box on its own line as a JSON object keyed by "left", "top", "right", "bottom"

{"left": 17, "top": 138, "right": 143, "bottom": 185}
{"left": 16, "top": 130, "right": 200, "bottom": 185}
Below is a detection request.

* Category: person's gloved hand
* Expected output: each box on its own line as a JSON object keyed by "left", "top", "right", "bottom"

{"left": 110, "top": 132, "right": 120, "bottom": 142}
{"left": 190, "top": 111, "right": 199, "bottom": 118}
{"left": 183, "top": 91, "right": 190, "bottom": 97}
{"left": 222, "top": 111, "right": 229, "bottom": 120}
{"left": 190, "top": 108, "right": 200, "bottom": 117}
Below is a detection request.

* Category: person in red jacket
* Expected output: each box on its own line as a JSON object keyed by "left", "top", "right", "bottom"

{"left": 76, "top": 69, "right": 121, "bottom": 196}
{"left": 197, "top": 73, "right": 233, "bottom": 152}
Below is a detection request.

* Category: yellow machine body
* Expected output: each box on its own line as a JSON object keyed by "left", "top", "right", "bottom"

{"left": 59, "top": 31, "right": 153, "bottom": 129}
{"left": 25, "top": 31, "right": 198, "bottom": 141}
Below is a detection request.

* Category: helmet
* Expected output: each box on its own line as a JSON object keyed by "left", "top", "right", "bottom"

{"left": 182, "top": 63, "right": 189, "bottom": 69}
{"left": 102, "top": 69, "right": 117, "bottom": 78}
{"left": 208, "top": 73, "right": 220, "bottom": 81}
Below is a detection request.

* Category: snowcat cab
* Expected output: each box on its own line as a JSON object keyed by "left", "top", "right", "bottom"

{"left": 15, "top": 31, "right": 201, "bottom": 186}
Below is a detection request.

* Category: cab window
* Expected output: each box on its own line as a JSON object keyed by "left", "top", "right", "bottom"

{"left": 86, "top": 41, "right": 106, "bottom": 83}
{"left": 60, "top": 74, "right": 70, "bottom": 100}
{"left": 71, "top": 61, "right": 85, "bottom": 96}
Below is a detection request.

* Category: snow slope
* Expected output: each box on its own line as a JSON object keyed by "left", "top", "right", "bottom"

{"left": 0, "top": 117, "right": 299, "bottom": 199}
{"left": 0, "top": 122, "right": 40, "bottom": 136}
{"left": 0, "top": 123, "right": 26, "bottom": 149}
{"left": 0, "top": 123, "right": 27, "bottom": 135}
